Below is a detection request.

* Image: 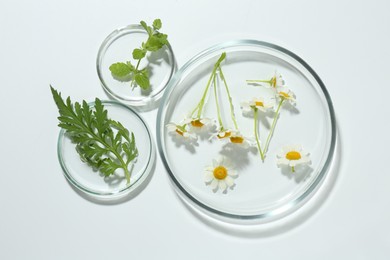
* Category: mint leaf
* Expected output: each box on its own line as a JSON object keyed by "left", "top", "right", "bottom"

{"left": 153, "top": 19, "right": 162, "bottom": 30}
{"left": 51, "top": 86, "right": 138, "bottom": 185}
{"left": 140, "top": 20, "right": 152, "bottom": 35}
{"left": 134, "top": 70, "right": 150, "bottom": 90}
{"left": 110, "top": 19, "right": 168, "bottom": 91}
{"left": 145, "top": 34, "right": 168, "bottom": 51}
{"left": 132, "top": 48, "right": 146, "bottom": 60}
{"left": 109, "top": 62, "right": 132, "bottom": 77}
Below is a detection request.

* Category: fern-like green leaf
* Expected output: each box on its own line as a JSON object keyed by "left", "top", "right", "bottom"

{"left": 51, "top": 86, "right": 138, "bottom": 185}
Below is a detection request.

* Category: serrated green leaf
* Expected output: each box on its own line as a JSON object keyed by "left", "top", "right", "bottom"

{"left": 134, "top": 72, "right": 150, "bottom": 89}
{"left": 132, "top": 48, "right": 146, "bottom": 60}
{"left": 51, "top": 87, "right": 139, "bottom": 185}
{"left": 153, "top": 19, "right": 162, "bottom": 30}
{"left": 109, "top": 62, "right": 132, "bottom": 77}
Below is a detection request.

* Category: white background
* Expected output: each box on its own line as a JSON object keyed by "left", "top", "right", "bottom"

{"left": 1, "top": 0, "right": 389, "bottom": 259}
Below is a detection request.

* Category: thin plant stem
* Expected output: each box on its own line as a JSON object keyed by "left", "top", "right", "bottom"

{"left": 131, "top": 59, "right": 143, "bottom": 90}
{"left": 213, "top": 73, "right": 224, "bottom": 130}
{"left": 246, "top": 79, "right": 271, "bottom": 84}
{"left": 134, "top": 59, "right": 142, "bottom": 71}
{"left": 195, "top": 53, "right": 226, "bottom": 118}
{"left": 254, "top": 108, "right": 265, "bottom": 162}
{"left": 263, "top": 98, "right": 284, "bottom": 156}
{"left": 218, "top": 66, "right": 238, "bottom": 130}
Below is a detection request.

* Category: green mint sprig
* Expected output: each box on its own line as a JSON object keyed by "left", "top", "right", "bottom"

{"left": 51, "top": 86, "right": 138, "bottom": 185}
{"left": 109, "top": 18, "right": 168, "bottom": 90}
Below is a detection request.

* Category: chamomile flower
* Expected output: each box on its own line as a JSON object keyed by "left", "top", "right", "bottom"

{"left": 204, "top": 156, "right": 238, "bottom": 192}
{"left": 240, "top": 97, "right": 275, "bottom": 116}
{"left": 277, "top": 145, "right": 311, "bottom": 172}
{"left": 166, "top": 123, "right": 197, "bottom": 142}
{"left": 277, "top": 87, "right": 296, "bottom": 104}
{"left": 223, "top": 130, "right": 254, "bottom": 149}
{"left": 211, "top": 128, "right": 233, "bottom": 140}
{"left": 246, "top": 70, "right": 285, "bottom": 89}
{"left": 184, "top": 116, "right": 216, "bottom": 133}
{"left": 269, "top": 71, "right": 285, "bottom": 89}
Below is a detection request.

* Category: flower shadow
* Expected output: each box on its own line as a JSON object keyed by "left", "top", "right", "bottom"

{"left": 219, "top": 143, "right": 257, "bottom": 171}
{"left": 169, "top": 134, "right": 199, "bottom": 154}
{"left": 282, "top": 102, "right": 300, "bottom": 115}
{"left": 280, "top": 165, "right": 313, "bottom": 183}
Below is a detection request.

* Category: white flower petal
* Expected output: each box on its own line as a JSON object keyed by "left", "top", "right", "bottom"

{"left": 166, "top": 123, "right": 177, "bottom": 131}
{"left": 277, "top": 158, "right": 289, "bottom": 167}
{"left": 204, "top": 172, "right": 214, "bottom": 183}
{"left": 219, "top": 181, "right": 227, "bottom": 191}
{"left": 228, "top": 169, "right": 238, "bottom": 177}
{"left": 205, "top": 166, "right": 214, "bottom": 172}
{"left": 210, "top": 179, "right": 218, "bottom": 190}
{"left": 225, "top": 176, "right": 235, "bottom": 187}
{"left": 289, "top": 160, "right": 297, "bottom": 167}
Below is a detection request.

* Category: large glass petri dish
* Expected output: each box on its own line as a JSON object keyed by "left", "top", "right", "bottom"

{"left": 58, "top": 100, "right": 155, "bottom": 200}
{"left": 97, "top": 24, "right": 176, "bottom": 108}
{"left": 156, "top": 40, "right": 336, "bottom": 224}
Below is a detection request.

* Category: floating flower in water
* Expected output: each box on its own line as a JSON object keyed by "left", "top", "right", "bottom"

{"left": 277, "top": 145, "right": 311, "bottom": 172}
{"left": 204, "top": 156, "right": 237, "bottom": 192}
{"left": 246, "top": 70, "right": 285, "bottom": 89}
{"left": 240, "top": 97, "right": 275, "bottom": 116}
{"left": 277, "top": 87, "right": 296, "bottom": 104}
{"left": 166, "top": 123, "right": 197, "bottom": 142}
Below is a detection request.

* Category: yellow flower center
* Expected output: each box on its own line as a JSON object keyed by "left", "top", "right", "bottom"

{"left": 286, "top": 151, "right": 301, "bottom": 160}
{"left": 279, "top": 91, "right": 290, "bottom": 99}
{"left": 255, "top": 101, "right": 264, "bottom": 107}
{"left": 217, "top": 131, "right": 231, "bottom": 139}
{"left": 191, "top": 119, "right": 204, "bottom": 127}
{"left": 175, "top": 129, "right": 184, "bottom": 136}
{"left": 213, "top": 166, "right": 227, "bottom": 180}
{"left": 230, "top": 136, "right": 244, "bottom": 144}
{"left": 270, "top": 76, "right": 276, "bottom": 87}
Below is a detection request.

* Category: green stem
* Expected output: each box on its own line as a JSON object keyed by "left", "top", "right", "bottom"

{"left": 195, "top": 68, "right": 216, "bottom": 118}
{"left": 134, "top": 58, "right": 142, "bottom": 71}
{"left": 218, "top": 66, "right": 238, "bottom": 130}
{"left": 84, "top": 126, "right": 131, "bottom": 185}
{"left": 130, "top": 59, "right": 144, "bottom": 90}
{"left": 246, "top": 79, "right": 271, "bottom": 84}
{"left": 263, "top": 99, "right": 284, "bottom": 157}
{"left": 213, "top": 73, "right": 224, "bottom": 130}
{"left": 254, "top": 108, "right": 265, "bottom": 162}
{"left": 195, "top": 53, "right": 226, "bottom": 118}
{"left": 123, "top": 162, "right": 131, "bottom": 184}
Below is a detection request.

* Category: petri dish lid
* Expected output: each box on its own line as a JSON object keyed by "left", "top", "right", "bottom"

{"left": 157, "top": 40, "right": 337, "bottom": 224}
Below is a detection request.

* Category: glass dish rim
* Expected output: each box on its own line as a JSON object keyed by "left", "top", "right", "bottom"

{"left": 156, "top": 39, "right": 337, "bottom": 221}
{"left": 57, "top": 99, "right": 154, "bottom": 199}
{"left": 96, "top": 24, "right": 176, "bottom": 107}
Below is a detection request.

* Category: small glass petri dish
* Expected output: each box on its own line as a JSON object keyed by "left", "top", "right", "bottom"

{"left": 157, "top": 40, "right": 337, "bottom": 224}
{"left": 97, "top": 24, "right": 176, "bottom": 108}
{"left": 57, "top": 100, "right": 155, "bottom": 200}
